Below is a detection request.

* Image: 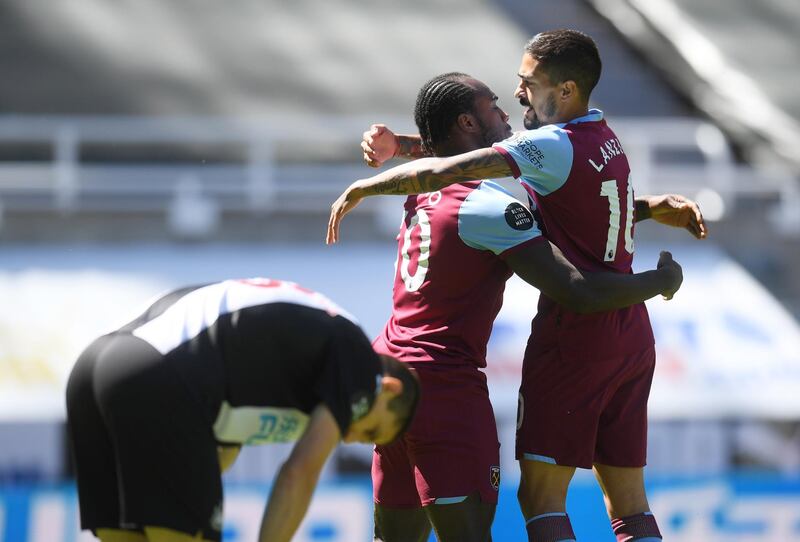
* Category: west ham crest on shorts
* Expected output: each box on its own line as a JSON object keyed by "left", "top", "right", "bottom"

{"left": 489, "top": 465, "right": 501, "bottom": 491}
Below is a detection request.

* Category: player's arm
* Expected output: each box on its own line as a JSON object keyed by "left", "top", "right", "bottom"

{"left": 505, "top": 242, "right": 683, "bottom": 312}
{"left": 328, "top": 148, "right": 511, "bottom": 243}
{"left": 634, "top": 194, "right": 708, "bottom": 239}
{"left": 258, "top": 404, "right": 341, "bottom": 542}
{"left": 361, "top": 124, "right": 427, "bottom": 167}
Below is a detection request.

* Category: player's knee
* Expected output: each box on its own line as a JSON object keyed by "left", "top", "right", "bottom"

{"left": 518, "top": 472, "right": 569, "bottom": 515}
{"left": 602, "top": 486, "right": 649, "bottom": 519}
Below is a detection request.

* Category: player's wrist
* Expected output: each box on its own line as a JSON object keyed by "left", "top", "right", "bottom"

{"left": 656, "top": 265, "right": 681, "bottom": 294}
{"left": 634, "top": 197, "right": 654, "bottom": 222}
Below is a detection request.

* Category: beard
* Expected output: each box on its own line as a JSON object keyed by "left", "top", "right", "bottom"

{"left": 523, "top": 108, "right": 541, "bottom": 130}
{"left": 522, "top": 93, "right": 558, "bottom": 130}
{"left": 476, "top": 117, "right": 513, "bottom": 146}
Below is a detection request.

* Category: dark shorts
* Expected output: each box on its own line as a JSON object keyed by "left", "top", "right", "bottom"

{"left": 372, "top": 363, "right": 500, "bottom": 507}
{"left": 65, "top": 333, "right": 223, "bottom": 540}
{"left": 515, "top": 343, "right": 656, "bottom": 469}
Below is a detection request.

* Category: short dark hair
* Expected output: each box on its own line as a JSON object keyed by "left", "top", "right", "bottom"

{"left": 524, "top": 29, "right": 602, "bottom": 100}
{"left": 379, "top": 355, "right": 419, "bottom": 440}
{"left": 413, "top": 72, "right": 480, "bottom": 156}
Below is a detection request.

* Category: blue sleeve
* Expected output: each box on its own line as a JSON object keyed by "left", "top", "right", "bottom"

{"left": 492, "top": 126, "right": 573, "bottom": 195}
{"left": 458, "top": 181, "right": 543, "bottom": 255}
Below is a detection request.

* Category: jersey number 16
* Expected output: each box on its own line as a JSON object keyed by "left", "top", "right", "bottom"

{"left": 600, "top": 177, "right": 635, "bottom": 262}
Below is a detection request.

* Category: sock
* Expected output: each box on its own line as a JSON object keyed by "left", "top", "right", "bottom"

{"left": 611, "top": 511, "right": 662, "bottom": 541}
{"left": 525, "top": 512, "right": 576, "bottom": 542}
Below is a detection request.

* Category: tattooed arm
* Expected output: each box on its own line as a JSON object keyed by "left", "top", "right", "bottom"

{"left": 327, "top": 148, "right": 512, "bottom": 243}
{"left": 396, "top": 135, "right": 427, "bottom": 160}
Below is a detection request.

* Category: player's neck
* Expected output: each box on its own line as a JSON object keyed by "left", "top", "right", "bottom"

{"left": 554, "top": 102, "right": 590, "bottom": 124}
{"left": 435, "top": 141, "right": 481, "bottom": 157}
{"left": 435, "top": 136, "right": 482, "bottom": 157}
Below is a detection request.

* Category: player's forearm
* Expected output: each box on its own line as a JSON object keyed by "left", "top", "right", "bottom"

{"left": 579, "top": 269, "right": 670, "bottom": 312}
{"left": 349, "top": 147, "right": 512, "bottom": 199}
{"left": 258, "top": 462, "right": 321, "bottom": 542}
{"left": 396, "top": 134, "right": 428, "bottom": 160}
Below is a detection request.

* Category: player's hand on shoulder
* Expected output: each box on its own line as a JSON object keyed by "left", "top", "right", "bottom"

{"left": 656, "top": 251, "right": 683, "bottom": 300}
{"left": 362, "top": 124, "right": 398, "bottom": 168}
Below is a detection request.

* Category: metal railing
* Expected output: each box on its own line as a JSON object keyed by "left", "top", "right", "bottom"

{"left": 0, "top": 115, "right": 797, "bottom": 235}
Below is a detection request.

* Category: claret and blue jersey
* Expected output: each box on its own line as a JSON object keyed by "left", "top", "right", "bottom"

{"left": 493, "top": 109, "right": 654, "bottom": 359}
{"left": 374, "top": 179, "right": 545, "bottom": 367}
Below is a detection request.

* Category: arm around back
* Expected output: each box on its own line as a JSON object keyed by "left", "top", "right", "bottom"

{"left": 504, "top": 241, "right": 682, "bottom": 313}
{"left": 258, "top": 404, "right": 341, "bottom": 542}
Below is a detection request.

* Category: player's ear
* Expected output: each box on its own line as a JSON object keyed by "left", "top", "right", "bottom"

{"left": 379, "top": 375, "right": 403, "bottom": 398}
{"left": 456, "top": 112, "right": 478, "bottom": 133}
{"left": 560, "top": 80, "right": 577, "bottom": 101}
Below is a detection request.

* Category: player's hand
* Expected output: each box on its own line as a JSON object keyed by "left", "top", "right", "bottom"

{"left": 649, "top": 194, "right": 708, "bottom": 239}
{"left": 361, "top": 124, "right": 398, "bottom": 168}
{"left": 656, "top": 251, "right": 683, "bottom": 300}
{"left": 327, "top": 184, "right": 364, "bottom": 244}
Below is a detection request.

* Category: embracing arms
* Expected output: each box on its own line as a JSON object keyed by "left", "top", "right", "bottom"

{"left": 328, "top": 147, "right": 510, "bottom": 243}
{"left": 506, "top": 240, "right": 683, "bottom": 312}
{"left": 329, "top": 125, "right": 708, "bottom": 244}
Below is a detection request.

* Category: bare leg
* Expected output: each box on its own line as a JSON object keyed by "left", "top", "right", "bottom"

{"left": 143, "top": 526, "right": 213, "bottom": 542}
{"left": 592, "top": 464, "right": 649, "bottom": 518}
{"left": 374, "top": 505, "right": 431, "bottom": 542}
{"left": 425, "top": 492, "right": 495, "bottom": 542}
{"left": 517, "top": 460, "right": 575, "bottom": 517}
{"left": 518, "top": 460, "right": 577, "bottom": 541}
{"left": 96, "top": 529, "right": 148, "bottom": 542}
{"left": 593, "top": 464, "right": 662, "bottom": 541}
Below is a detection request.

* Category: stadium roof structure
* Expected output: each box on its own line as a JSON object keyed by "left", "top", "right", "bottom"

{"left": 0, "top": 0, "right": 531, "bottom": 120}
{"left": 587, "top": 0, "right": 800, "bottom": 174}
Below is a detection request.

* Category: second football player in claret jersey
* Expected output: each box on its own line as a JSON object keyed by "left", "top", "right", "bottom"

{"left": 353, "top": 72, "right": 684, "bottom": 542}
{"left": 329, "top": 30, "right": 707, "bottom": 542}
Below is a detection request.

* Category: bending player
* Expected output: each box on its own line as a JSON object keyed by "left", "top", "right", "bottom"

{"left": 334, "top": 72, "right": 685, "bottom": 542}
{"left": 329, "top": 30, "right": 707, "bottom": 542}
{"left": 65, "top": 278, "right": 419, "bottom": 542}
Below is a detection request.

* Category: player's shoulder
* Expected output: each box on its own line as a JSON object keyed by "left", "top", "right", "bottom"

{"left": 499, "top": 124, "right": 570, "bottom": 147}
{"left": 458, "top": 180, "right": 537, "bottom": 233}
{"left": 456, "top": 180, "right": 540, "bottom": 253}
{"left": 459, "top": 180, "right": 526, "bottom": 216}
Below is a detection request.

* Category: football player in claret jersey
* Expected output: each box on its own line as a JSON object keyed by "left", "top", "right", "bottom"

{"left": 329, "top": 31, "right": 708, "bottom": 542}
{"left": 333, "top": 72, "right": 683, "bottom": 542}
{"left": 65, "top": 278, "right": 419, "bottom": 542}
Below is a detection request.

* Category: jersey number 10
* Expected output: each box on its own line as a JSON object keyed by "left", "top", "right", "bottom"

{"left": 600, "top": 178, "right": 635, "bottom": 262}
{"left": 400, "top": 209, "right": 432, "bottom": 292}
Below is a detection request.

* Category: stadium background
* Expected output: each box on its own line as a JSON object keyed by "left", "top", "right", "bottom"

{"left": 1, "top": 0, "right": 799, "bottom": 540}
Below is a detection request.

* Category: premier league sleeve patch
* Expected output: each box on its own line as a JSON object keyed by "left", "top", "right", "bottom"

{"left": 504, "top": 202, "right": 534, "bottom": 230}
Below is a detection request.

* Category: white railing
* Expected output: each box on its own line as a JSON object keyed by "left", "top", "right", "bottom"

{"left": 0, "top": 115, "right": 797, "bottom": 235}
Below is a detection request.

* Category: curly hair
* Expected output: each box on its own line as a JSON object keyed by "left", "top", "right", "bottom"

{"left": 413, "top": 72, "right": 479, "bottom": 156}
